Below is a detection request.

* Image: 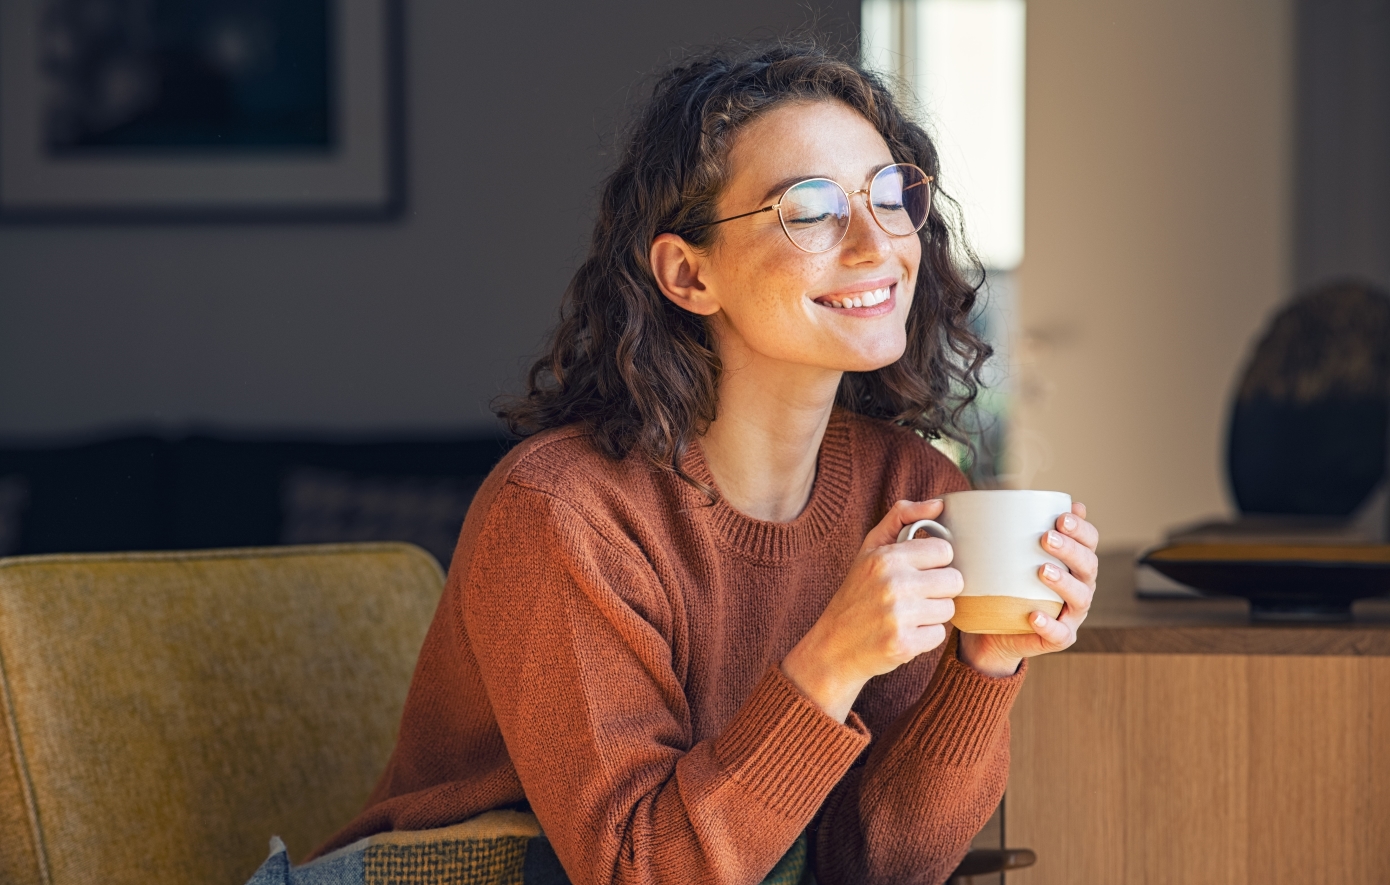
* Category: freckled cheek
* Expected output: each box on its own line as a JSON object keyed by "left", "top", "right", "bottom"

{"left": 778, "top": 254, "right": 840, "bottom": 300}
{"left": 897, "top": 235, "right": 921, "bottom": 275}
{"left": 895, "top": 243, "right": 917, "bottom": 308}
{"left": 746, "top": 257, "right": 828, "bottom": 318}
{"left": 719, "top": 226, "right": 843, "bottom": 321}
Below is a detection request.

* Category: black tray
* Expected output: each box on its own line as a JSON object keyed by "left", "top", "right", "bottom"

{"left": 1139, "top": 544, "right": 1390, "bottom": 621}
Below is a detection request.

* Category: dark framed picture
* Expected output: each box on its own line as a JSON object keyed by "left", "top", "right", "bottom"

{"left": 0, "top": 0, "right": 402, "bottom": 221}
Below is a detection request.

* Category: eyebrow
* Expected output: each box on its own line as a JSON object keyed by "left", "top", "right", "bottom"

{"left": 754, "top": 163, "right": 895, "bottom": 205}
{"left": 757, "top": 174, "right": 822, "bottom": 204}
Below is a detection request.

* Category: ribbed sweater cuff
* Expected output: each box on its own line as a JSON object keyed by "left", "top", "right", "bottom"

{"left": 714, "top": 666, "right": 871, "bottom": 821}
{"left": 908, "top": 633, "right": 1027, "bottom": 766}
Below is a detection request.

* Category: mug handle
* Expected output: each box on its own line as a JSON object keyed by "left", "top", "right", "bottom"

{"left": 897, "top": 519, "right": 953, "bottom": 544}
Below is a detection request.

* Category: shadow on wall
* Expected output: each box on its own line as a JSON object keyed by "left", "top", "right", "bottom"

{"left": 0, "top": 431, "right": 514, "bottom": 567}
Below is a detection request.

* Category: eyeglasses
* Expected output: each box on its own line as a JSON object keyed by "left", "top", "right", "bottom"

{"left": 688, "top": 163, "right": 933, "bottom": 254}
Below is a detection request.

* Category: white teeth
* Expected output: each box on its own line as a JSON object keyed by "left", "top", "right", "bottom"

{"left": 822, "top": 287, "right": 892, "bottom": 309}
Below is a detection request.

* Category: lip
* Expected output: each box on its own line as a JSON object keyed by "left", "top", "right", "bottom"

{"left": 812, "top": 279, "right": 899, "bottom": 317}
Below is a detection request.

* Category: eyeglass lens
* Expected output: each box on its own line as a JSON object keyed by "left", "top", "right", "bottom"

{"left": 777, "top": 164, "right": 931, "bottom": 253}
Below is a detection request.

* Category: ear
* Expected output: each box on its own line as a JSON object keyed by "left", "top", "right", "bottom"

{"left": 650, "top": 233, "right": 720, "bottom": 316}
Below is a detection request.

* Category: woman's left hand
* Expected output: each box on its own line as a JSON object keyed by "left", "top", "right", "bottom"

{"left": 956, "top": 502, "right": 1100, "bottom": 678}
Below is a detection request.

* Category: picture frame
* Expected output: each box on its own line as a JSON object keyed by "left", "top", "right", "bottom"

{"left": 0, "top": 0, "right": 403, "bottom": 221}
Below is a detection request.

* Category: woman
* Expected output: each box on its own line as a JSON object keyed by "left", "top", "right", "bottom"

{"left": 317, "top": 41, "right": 1098, "bottom": 885}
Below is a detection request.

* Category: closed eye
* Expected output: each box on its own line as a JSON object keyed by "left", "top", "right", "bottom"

{"left": 786, "top": 211, "right": 837, "bottom": 226}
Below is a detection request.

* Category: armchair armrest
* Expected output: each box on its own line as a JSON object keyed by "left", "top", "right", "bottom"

{"left": 947, "top": 847, "right": 1038, "bottom": 882}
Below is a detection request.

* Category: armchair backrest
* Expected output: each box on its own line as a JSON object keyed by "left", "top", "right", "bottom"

{"left": 0, "top": 543, "right": 443, "bottom": 885}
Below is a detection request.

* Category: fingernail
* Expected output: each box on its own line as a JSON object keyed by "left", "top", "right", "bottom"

{"left": 1047, "top": 530, "right": 1063, "bottom": 548}
{"left": 1042, "top": 563, "right": 1062, "bottom": 581}
{"left": 1062, "top": 515, "right": 1076, "bottom": 531}
{"left": 927, "top": 498, "right": 942, "bottom": 505}
{"left": 1033, "top": 612, "right": 1046, "bottom": 626}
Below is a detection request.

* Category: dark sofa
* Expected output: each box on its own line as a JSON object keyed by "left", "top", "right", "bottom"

{"left": 0, "top": 433, "right": 514, "bottom": 567}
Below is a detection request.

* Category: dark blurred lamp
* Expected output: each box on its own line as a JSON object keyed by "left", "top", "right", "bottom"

{"left": 1227, "top": 280, "right": 1390, "bottom": 517}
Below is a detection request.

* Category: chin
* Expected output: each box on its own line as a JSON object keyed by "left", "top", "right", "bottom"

{"left": 833, "top": 356, "right": 904, "bottom": 375}
{"left": 835, "top": 341, "right": 908, "bottom": 374}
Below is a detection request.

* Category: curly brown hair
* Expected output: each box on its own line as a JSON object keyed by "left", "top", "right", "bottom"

{"left": 496, "top": 39, "right": 991, "bottom": 476}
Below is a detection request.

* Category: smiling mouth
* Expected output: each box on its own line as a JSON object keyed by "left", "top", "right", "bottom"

{"left": 815, "top": 284, "right": 893, "bottom": 310}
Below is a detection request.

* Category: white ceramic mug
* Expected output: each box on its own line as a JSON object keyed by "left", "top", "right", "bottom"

{"left": 895, "top": 489, "right": 1072, "bottom": 634}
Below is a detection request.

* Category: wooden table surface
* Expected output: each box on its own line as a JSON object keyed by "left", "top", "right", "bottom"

{"left": 1075, "top": 552, "right": 1390, "bottom": 655}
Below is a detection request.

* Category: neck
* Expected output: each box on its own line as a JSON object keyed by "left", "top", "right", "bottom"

{"left": 699, "top": 346, "right": 842, "bottom": 523}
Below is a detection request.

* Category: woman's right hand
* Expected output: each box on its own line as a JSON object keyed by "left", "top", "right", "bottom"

{"left": 781, "top": 499, "right": 963, "bottom": 722}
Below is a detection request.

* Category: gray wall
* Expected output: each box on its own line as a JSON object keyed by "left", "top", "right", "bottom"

{"left": 1294, "top": 0, "right": 1390, "bottom": 293}
{"left": 0, "top": 2, "right": 857, "bottom": 438}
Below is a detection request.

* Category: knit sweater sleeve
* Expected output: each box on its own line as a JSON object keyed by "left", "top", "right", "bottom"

{"left": 810, "top": 631, "right": 1026, "bottom": 885}
{"left": 461, "top": 480, "right": 870, "bottom": 885}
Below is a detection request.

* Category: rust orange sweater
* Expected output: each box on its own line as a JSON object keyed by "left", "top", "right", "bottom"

{"left": 319, "top": 410, "right": 1026, "bottom": 884}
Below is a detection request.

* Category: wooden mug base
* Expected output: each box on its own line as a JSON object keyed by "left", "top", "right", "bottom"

{"left": 952, "top": 595, "right": 1064, "bottom": 634}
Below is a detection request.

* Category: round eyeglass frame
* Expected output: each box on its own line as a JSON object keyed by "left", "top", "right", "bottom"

{"left": 686, "top": 163, "right": 933, "bottom": 254}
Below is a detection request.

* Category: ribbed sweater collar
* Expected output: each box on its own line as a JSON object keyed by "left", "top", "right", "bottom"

{"left": 683, "top": 410, "right": 855, "bottom": 563}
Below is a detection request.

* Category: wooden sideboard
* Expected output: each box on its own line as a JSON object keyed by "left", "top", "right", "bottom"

{"left": 1005, "top": 553, "right": 1390, "bottom": 884}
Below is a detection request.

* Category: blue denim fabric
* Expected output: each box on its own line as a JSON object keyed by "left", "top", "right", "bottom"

{"left": 244, "top": 837, "right": 365, "bottom": 885}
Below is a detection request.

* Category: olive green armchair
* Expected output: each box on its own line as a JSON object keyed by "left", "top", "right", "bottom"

{"left": 0, "top": 543, "right": 444, "bottom": 885}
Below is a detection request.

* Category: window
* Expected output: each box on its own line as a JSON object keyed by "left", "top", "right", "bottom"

{"left": 863, "top": 0, "right": 1027, "bottom": 483}
{"left": 861, "top": 0, "right": 1025, "bottom": 271}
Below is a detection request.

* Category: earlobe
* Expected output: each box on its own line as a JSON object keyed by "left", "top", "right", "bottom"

{"left": 650, "top": 233, "right": 720, "bottom": 316}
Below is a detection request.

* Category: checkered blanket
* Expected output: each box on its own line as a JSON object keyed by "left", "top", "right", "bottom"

{"left": 245, "top": 810, "right": 811, "bottom": 885}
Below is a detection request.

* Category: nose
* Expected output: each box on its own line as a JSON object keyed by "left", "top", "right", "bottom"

{"left": 838, "top": 190, "right": 892, "bottom": 263}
